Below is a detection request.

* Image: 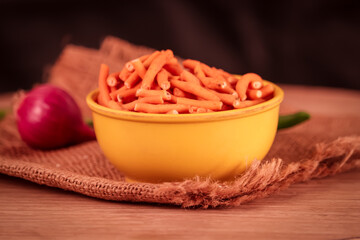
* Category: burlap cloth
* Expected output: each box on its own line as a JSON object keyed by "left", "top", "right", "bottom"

{"left": 1, "top": 36, "right": 359, "bottom": 208}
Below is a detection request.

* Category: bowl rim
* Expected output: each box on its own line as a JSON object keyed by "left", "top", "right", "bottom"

{"left": 86, "top": 79, "right": 284, "bottom": 123}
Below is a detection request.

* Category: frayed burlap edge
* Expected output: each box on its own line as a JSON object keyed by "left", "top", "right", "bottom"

{"left": 1, "top": 136, "right": 359, "bottom": 208}
{"left": 156, "top": 136, "right": 360, "bottom": 208}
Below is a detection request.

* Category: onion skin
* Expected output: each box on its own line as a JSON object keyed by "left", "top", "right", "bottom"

{"left": 16, "top": 84, "right": 96, "bottom": 149}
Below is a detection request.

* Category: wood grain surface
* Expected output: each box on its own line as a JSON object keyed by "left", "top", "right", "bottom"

{"left": 1, "top": 85, "right": 360, "bottom": 240}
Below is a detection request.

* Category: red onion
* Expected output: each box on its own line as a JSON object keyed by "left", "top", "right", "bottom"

{"left": 16, "top": 84, "right": 96, "bottom": 149}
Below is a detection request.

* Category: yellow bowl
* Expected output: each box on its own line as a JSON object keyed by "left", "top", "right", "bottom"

{"left": 86, "top": 80, "right": 284, "bottom": 183}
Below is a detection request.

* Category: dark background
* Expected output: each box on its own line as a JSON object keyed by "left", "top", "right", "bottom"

{"left": 0, "top": 0, "right": 359, "bottom": 93}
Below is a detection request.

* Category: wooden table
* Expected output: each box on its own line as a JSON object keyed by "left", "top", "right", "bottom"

{"left": 1, "top": 85, "right": 360, "bottom": 240}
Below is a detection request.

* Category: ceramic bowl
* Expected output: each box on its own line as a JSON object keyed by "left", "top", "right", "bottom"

{"left": 86, "top": 80, "right": 284, "bottom": 183}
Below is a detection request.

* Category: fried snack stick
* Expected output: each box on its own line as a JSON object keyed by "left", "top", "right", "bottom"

{"left": 164, "top": 57, "right": 183, "bottom": 75}
{"left": 110, "top": 82, "right": 141, "bottom": 101}
{"left": 209, "top": 90, "right": 238, "bottom": 106}
{"left": 124, "top": 51, "right": 161, "bottom": 88}
{"left": 136, "top": 89, "right": 172, "bottom": 101}
{"left": 183, "top": 59, "right": 214, "bottom": 77}
{"left": 106, "top": 71, "right": 121, "bottom": 87}
{"left": 121, "top": 95, "right": 165, "bottom": 111}
{"left": 107, "top": 100, "right": 124, "bottom": 110}
{"left": 134, "top": 103, "right": 190, "bottom": 113}
{"left": 194, "top": 62, "right": 206, "bottom": 79}
{"left": 97, "top": 64, "right": 110, "bottom": 106}
{"left": 260, "top": 84, "right": 275, "bottom": 98}
{"left": 180, "top": 70, "right": 201, "bottom": 85}
{"left": 119, "top": 66, "right": 132, "bottom": 81}
{"left": 247, "top": 89, "right": 262, "bottom": 100}
{"left": 199, "top": 77, "right": 227, "bottom": 91}
{"left": 213, "top": 72, "right": 237, "bottom": 96}
{"left": 235, "top": 73, "right": 263, "bottom": 101}
{"left": 166, "top": 109, "right": 179, "bottom": 114}
{"left": 189, "top": 106, "right": 213, "bottom": 113}
{"left": 227, "top": 76, "right": 238, "bottom": 85}
{"left": 249, "top": 79, "right": 263, "bottom": 89}
{"left": 141, "top": 50, "right": 174, "bottom": 89}
{"left": 176, "top": 97, "right": 222, "bottom": 111}
{"left": 233, "top": 99, "right": 265, "bottom": 109}
{"left": 156, "top": 68, "right": 171, "bottom": 90}
{"left": 172, "top": 87, "right": 185, "bottom": 97}
{"left": 138, "top": 95, "right": 164, "bottom": 104}
{"left": 131, "top": 58, "right": 147, "bottom": 79}
{"left": 170, "top": 79, "right": 220, "bottom": 101}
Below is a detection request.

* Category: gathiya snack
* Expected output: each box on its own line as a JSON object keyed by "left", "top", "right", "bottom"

{"left": 97, "top": 49, "right": 274, "bottom": 114}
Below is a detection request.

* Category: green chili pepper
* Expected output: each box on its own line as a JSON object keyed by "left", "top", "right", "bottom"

{"left": 0, "top": 110, "right": 6, "bottom": 121}
{"left": 278, "top": 111, "right": 311, "bottom": 129}
{"left": 85, "top": 119, "right": 93, "bottom": 128}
